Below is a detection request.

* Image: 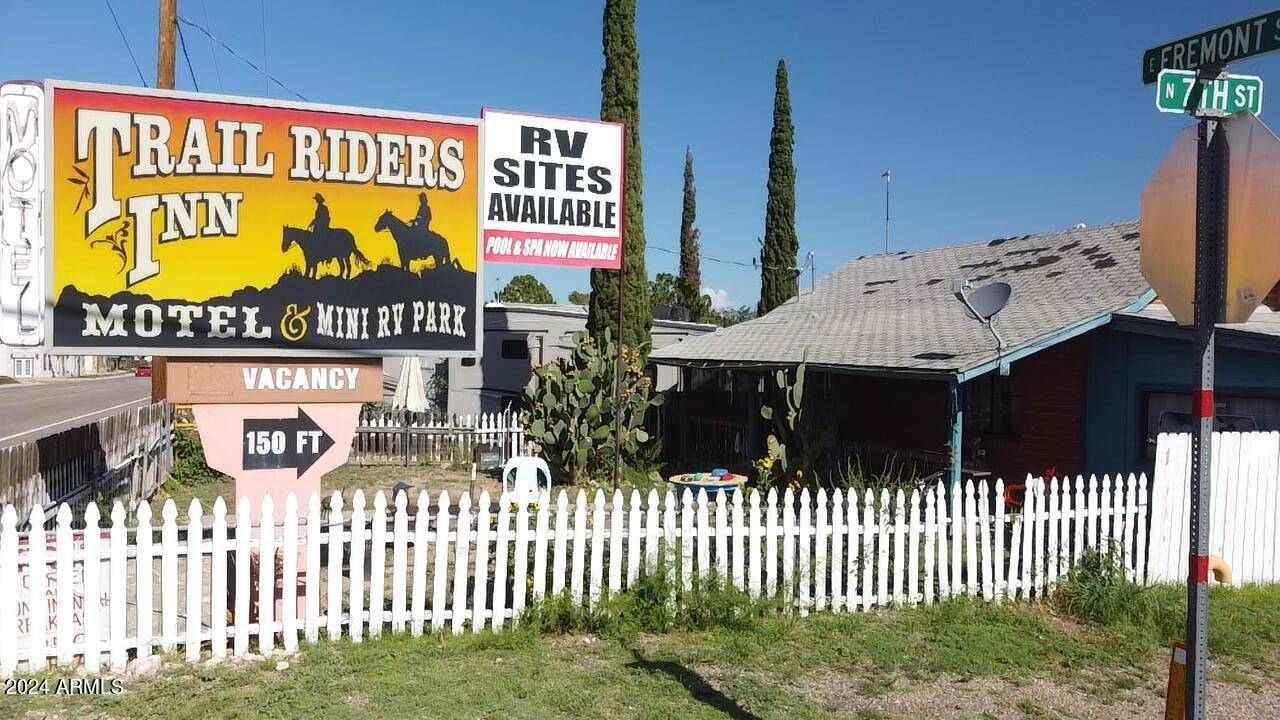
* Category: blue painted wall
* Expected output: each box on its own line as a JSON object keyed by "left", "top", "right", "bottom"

{"left": 1084, "top": 323, "right": 1280, "bottom": 477}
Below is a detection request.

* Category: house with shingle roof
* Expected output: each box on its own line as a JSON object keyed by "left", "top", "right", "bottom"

{"left": 651, "top": 221, "right": 1280, "bottom": 485}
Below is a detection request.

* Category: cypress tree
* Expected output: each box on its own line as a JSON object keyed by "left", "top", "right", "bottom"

{"left": 677, "top": 147, "right": 705, "bottom": 318}
{"left": 587, "top": 0, "right": 651, "bottom": 354}
{"left": 758, "top": 59, "right": 798, "bottom": 315}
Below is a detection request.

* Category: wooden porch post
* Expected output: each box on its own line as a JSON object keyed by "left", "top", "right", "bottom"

{"left": 949, "top": 379, "right": 965, "bottom": 493}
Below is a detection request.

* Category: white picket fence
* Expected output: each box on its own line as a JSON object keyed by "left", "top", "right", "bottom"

{"left": 0, "top": 473, "right": 1148, "bottom": 676}
{"left": 352, "top": 410, "right": 525, "bottom": 465}
{"left": 1148, "top": 431, "right": 1280, "bottom": 584}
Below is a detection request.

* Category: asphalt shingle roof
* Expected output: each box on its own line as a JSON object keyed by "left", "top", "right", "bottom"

{"left": 651, "top": 221, "right": 1151, "bottom": 375}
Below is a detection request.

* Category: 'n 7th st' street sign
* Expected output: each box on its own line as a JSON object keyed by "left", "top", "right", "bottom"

{"left": 1143, "top": 10, "right": 1280, "bottom": 85}
{"left": 1157, "top": 69, "right": 1263, "bottom": 117}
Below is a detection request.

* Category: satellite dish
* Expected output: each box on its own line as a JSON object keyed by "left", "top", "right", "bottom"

{"left": 958, "top": 282, "right": 1012, "bottom": 321}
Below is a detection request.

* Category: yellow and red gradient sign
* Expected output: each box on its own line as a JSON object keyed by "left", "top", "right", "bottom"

{"left": 47, "top": 81, "right": 481, "bottom": 355}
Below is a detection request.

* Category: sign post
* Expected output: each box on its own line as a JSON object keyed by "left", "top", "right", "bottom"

{"left": 1185, "top": 109, "right": 1227, "bottom": 720}
{"left": 1142, "top": 14, "right": 1280, "bottom": 719}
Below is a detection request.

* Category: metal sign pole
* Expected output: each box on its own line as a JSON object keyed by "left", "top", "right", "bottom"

{"left": 613, "top": 235, "right": 627, "bottom": 490}
{"left": 1186, "top": 113, "right": 1228, "bottom": 720}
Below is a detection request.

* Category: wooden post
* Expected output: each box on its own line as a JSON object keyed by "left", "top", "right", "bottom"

{"left": 157, "top": 0, "right": 177, "bottom": 90}
{"left": 403, "top": 410, "right": 411, "bottom": 467}
{"left": 151, "top": 0, "right": 177, "bottom": 403}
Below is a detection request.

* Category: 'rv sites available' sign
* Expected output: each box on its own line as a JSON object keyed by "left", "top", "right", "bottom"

{"left": 481, "top": 109, "right": 624, "bottom": 269}
{"left": 40, "top": 81, "right": 482, "bottom": 356}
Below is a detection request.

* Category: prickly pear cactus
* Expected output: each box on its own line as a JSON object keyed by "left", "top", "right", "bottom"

{"left": 758, "top": 354, "right": 830, "bottom": 487}
{"left": 521, "top": 329, "right": 663, "bottom": 484}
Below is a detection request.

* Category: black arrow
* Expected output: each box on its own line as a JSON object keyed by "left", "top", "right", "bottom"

{"left": 242, "top": 409, "right": 335, "bottom": 476}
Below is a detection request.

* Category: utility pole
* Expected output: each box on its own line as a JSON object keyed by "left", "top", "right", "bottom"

{"left": 150, "top": 0, "right": 177, "bottom": 403}
{"left": 158, "top": 0, "right": 178, "bottom": 90}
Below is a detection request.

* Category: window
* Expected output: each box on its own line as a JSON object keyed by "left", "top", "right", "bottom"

{"left": 968, "top": 374, "right": 1017, "bottom": 435}
{"left": 13, "top": 357, "right": 34, "bottom": 379}
{"left": 501, "top": 339, "right": 530, "bottom": 360}
{"left": 1144, "top": 391, "right": 1280, "bottom": 458}
{"left": 461, "top": 357, "right": 476, "bottom": 367}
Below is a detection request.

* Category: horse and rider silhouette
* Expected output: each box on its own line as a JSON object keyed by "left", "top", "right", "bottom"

{"left": 282, "top": 192, "right": 453, "bottom": 279}
{"left": 282, "top": 193, "right": 370, "bottom": 279}
{"left": 375, "top": 192, "right": 452, "bottom": 271}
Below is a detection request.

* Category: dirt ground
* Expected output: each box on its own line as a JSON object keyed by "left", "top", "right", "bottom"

{"left": 781, "top": 664, "right": 1280, "bottom": 719}
{"left": 152, "top": 463, "right": 503, "bottom": 519}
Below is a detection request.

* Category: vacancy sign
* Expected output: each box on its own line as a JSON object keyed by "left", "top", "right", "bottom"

{"left": 482, "top": 109, "right": 623, "bottom": 269}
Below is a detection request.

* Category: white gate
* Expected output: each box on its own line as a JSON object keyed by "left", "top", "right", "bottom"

{"left": 1147, "top": 431, "right": 1280, "bottom": 585}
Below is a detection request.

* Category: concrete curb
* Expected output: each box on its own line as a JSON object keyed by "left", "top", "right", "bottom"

{"left": 0, "top": 371, "right": 137, "bottom": 390}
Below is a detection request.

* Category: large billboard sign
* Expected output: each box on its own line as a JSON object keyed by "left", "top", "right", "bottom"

{"left": 481, "top": 109, "right": 623, "bottom": 269}
{"left": 41, "top": 81, "right": 481, "bottom": 355}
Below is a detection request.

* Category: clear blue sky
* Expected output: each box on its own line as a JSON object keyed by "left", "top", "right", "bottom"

{"left": 4, "top": 1, "right": 1279, "bottom": 308}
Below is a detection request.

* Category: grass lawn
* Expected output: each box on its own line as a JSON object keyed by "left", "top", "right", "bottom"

{"left": 4, "top": 586, "right": 1278, "bottom": 720}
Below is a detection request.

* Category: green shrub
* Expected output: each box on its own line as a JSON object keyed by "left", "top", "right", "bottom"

{"left": 1053, "top": 544, "right": 1169, "bottom": 627}
{"left": 169, "top": 428, "right": 226, "bottom": 486}
{"left": 520, "top": 571, "right": 779, "bottom": 645}
{"left": 0, "top": 375, "right": 17, "bottom": 385}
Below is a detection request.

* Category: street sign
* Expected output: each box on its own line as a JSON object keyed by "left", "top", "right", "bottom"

{"left": 1157, "top": 69, "right": 1263, "bottom": 117}
{"left": 242, "top": 409, "right": 335, "bottom": 475}
{"left": 1143, "top": 10, "right": 1280, "bottom": 85}
{"left": 1222, "top": 112, "right": 1280, "bottom": 322}
{"left": 1141, "top": 16, "right": 1280, "bottom": 720}
{"left": 1140, "top": 112, "right": 1280, "bottom": 324}
{"left": 1140, "top": 126, "right": 1198, "bottom": 324}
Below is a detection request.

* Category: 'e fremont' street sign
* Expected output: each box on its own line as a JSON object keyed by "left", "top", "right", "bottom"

{"left": 1143, "top": 10, "right": 1280, "bottom": 85}
{"left": 1157, "top": 69, "right": 1264, "bottom": 117}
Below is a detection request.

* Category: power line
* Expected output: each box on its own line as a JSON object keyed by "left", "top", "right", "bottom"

{"left": 177, "top": 22, "right": 199, "bottom": 92}
{"left": 200, "top": 0, "right": 223, "bottom": 90}
{"left": 102, "top": 0, "right": 147, "bottom": 87}
{"left": 177, "top": 15, "right": 308, "bottom": 101}
{"left": 259, "top": 0, "right": 268, "bottom": 97}
{"left": 649, "top": 243, "right": 810, "bottom": 274}
{"left": 650, "top": 244, "right": 752, "bottom": 268}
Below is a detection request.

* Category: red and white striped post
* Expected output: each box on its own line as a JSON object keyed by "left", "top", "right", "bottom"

{"left": 1185, "top": 108, "right": 1228, "bottom": 720}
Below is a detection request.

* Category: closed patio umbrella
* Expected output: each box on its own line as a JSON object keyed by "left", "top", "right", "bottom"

{"left": 392, "top": 356, "right": 428, "bottom": 413}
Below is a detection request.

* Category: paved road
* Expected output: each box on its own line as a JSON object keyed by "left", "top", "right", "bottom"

{"left": 0, "top": 375, "right": 151, "bottom": 448}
